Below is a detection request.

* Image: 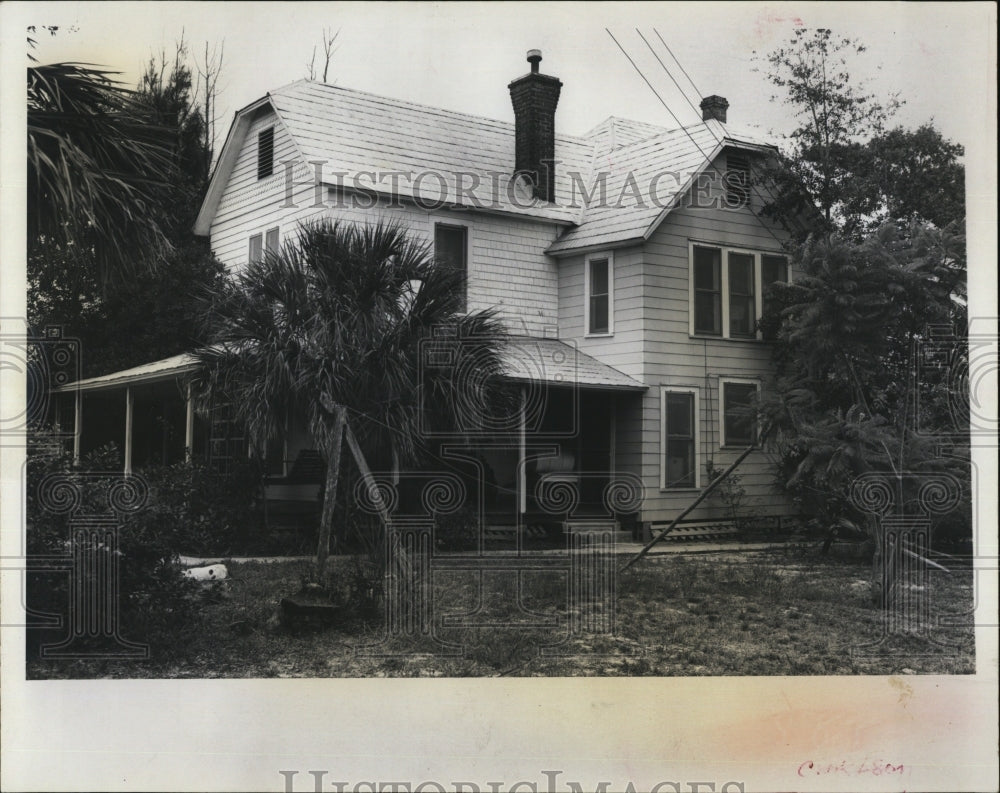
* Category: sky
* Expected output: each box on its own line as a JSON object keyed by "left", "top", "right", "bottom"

{"left": 10, "top": 1, "right": 995, "bottom": 154}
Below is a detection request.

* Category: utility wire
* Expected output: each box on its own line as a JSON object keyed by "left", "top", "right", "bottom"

{"left": 634, "top": 28, "right": 789, "bottom": 249}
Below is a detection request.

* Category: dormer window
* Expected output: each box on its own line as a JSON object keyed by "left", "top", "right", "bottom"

{"left": 257, "top": 127, "right": 275, "bottom": 180}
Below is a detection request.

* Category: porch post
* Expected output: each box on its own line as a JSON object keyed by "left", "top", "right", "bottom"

{"left": 518, "top": 385, "right": 527, "bottom": 515}
{"left": 609, "top": 394, "right": 616, "bottom": 475}
{"left": 184, "top": 383, "right": 194, "bottom": 462}
{"left": 124, "top": 387, "right": 134, "bottom": 476}
{"left": 72, "top": 389, "right": 82, "bottom": 463}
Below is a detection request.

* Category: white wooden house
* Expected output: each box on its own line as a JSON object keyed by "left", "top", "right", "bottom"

{"left": 55, "top": 51, "right": 795, "bottom": 535}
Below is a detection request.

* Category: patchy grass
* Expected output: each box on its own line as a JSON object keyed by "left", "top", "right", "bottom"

{"left": 26, "top": 547, "right": 975, "bottom": 678}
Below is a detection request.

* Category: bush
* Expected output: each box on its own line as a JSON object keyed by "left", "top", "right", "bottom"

{"left": 130, "top": 459, "right": 268, "bottom": 556}
{"left": 25, "top": 429, "right": 200, "bottom": 657}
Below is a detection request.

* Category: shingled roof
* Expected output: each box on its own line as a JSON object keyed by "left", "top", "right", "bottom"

{"left": 196, "top": 80, "right": 776, "bottom": 253}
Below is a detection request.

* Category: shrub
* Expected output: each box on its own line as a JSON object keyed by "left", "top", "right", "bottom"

{"left": 25, "top": 429, "right": 200, "bottom": 657}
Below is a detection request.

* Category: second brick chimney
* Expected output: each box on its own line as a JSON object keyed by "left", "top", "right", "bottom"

{"left": 508, "top": 50, "right": 562, "bottom": 203}
{"left": 700, "top": 95, "right": 729, "bottom": 123}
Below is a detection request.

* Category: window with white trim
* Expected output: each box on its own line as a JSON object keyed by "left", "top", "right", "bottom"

{"left": 719, "top": 379, "right": 759, "bottom": 447}
{"left": 585, "top": 253, "right": 614, "bottom": 335}
{"left": 689, "top": 244, "right": 789, "bottom": 339}
{"left": 434, "top": 222, "right": 468, "bottom": 313}
{"left": 661, "top": 387, "right": 700, "bottom": 489}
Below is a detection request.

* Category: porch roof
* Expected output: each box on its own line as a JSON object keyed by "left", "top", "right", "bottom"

{"left": 53, "top": 352, "right": 200, "bottom": 393}
{"left": 499, "top": 337, "right": 646, "bottom": 392}
{"left": 54, "top": 338, "right": 646, "bottom": 395}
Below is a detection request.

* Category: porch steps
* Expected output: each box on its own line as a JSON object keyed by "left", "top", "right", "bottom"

{"left": 648, "top": 521, "right": 742, "bottom": 543}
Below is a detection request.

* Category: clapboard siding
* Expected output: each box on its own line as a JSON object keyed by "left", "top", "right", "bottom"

{"left": 556, "top": 245, "right": 646, "bottom": 381}
{"left": 632, "top": 152, "right": 794, "bottom": 523}
{"left": 210, "top": 110, "right": 327, "bottom": 270}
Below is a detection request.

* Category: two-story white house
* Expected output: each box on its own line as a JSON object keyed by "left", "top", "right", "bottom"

{"left": 55, "top": 51, "right": 795, "bottom": 537}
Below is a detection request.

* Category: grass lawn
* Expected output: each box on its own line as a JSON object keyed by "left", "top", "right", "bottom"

{"left": 26, "top": 546, "right": 976, "bottom": 678}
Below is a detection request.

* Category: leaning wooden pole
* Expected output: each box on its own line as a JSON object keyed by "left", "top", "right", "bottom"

{"left": 315, "top": 406, "right": 347, "bottom": 579}
{"left": 621, "top": 440, "right": 760, "bottom": 572}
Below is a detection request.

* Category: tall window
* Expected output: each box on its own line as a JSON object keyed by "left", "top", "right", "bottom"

{"left": 727, "top": 252, "right": 755, "bottom": 338}
{"left": 721, "top": 380, "right": 758, "bottom": 447}
{"left": 662, "top": 388, "right": 699, "bottom": 489}
{"left": 248, "top": 233, "right": 263, "bottom": 263}
{"left": 586, "top": 254, "right": 613, "bottom": 335}
{"left": 257, "top": 127, "right": 274, "bottom": 180}
{"left": 265, "top": 227, "right": 279, "bottom": 255}
{"left": 761, "top": 254, "right": 789, "bottom": 340}
{"left": 434, "top": 223, "right": 468, "bottom": 312}
{"left": 690, "top": 244, "right": 790, "bottom": 339}
{"left": 693, "top": 246, "right": 722, "bottom": 336}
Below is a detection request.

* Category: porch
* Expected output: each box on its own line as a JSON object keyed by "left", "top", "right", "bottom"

{"left": 50, "top": 339, "right": 648, "bottom": 535}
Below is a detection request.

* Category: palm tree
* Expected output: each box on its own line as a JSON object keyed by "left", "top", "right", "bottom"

{"left": 28, "top": 62, "right": 176, "bottom": 285}
{"left": 193, "top": 219, "right": 511, "bottom": 578}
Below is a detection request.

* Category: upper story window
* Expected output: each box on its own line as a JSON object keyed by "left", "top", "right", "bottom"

{"left": 585, "top": 253, "right": 614, "bottom": 336}
{"left": 434, "top": 222, "right": 468, "bottom": 312}
{"left": 720, "top": 379, "right": 759, "bottom": 447}
{"left": 724, "top": 151, "right": 750, "bottom": 209}
{"left": 661, "top": 387, "right": 699, "bottom": 490}
{"left": 761, "top": 254, "right": 788, "bottom": 341}
{"left": 690, "top": 243, "right": 789, "bottom": 340}
{"left": 257, "top": 127, "right": 275, "bottom": 180}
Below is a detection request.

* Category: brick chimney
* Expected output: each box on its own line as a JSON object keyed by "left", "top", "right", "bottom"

{"left": 508, "top": 50, "right": 562, "bottom": 203}
{"left": 700, "top": 95, "right": 729, "bottom": 123}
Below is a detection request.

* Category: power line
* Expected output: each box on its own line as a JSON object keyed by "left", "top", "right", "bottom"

{"left": 613, "top": 27, "right": 790, "bottom": 249}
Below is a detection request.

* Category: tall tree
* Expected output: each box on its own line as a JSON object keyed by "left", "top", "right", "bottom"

{"left": 192, "top": 220, "right": 512, "bottom": 579}
{"left": 28, "top": 42, "right": 227, "bottom": 377}
{"left": 27, "top": 61, "right": 176, "bottom": 285}
{"left": 754, "top": 28, "right": 965, "bottom": 241}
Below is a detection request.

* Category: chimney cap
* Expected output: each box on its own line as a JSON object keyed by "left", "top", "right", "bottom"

{"left": 527, "top": 49, "right": 542, "bottom": 73}
{"left": 700, "top": 95, "right": 729, "bottom": 123}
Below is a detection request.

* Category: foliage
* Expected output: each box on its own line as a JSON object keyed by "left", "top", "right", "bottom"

{"left": 24, "top": 428, "right": 200, "bottom": 656}
{"left": 192, "top": 219, "right": 514, "bottom": 577}
{"left": 127, "top": 460, "right": 269, "bottom": 556}
{"left": 27, "top": 45, "right": 226, "bottom": 377}
{"left": 759, "top": 222, "right": 969, "bottom": 543}
{"left": 754, "top": 29, "right": 964, "bottom": 239}
{"left": 704, "top": 459, "right": 749, "bottom": 529}
{"left": 27, "top": 62, "right": 177, "bottom": 285}
{"left": 29, "top": 238, "right": 225, "bottom": 377}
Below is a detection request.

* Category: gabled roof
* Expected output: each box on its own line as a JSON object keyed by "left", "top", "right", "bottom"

{"left": 547, "top": 119, "right": 776, "bottom": 254}
{"left": 195, "top": 80, "right": 778, "bottom": 252}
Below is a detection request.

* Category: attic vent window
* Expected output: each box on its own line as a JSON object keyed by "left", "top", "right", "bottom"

{"left": 257, "top": 127, "right": 275, "bottom": 180}
{"left": 724, "top": 152, "right": 750, "bottom": 209}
